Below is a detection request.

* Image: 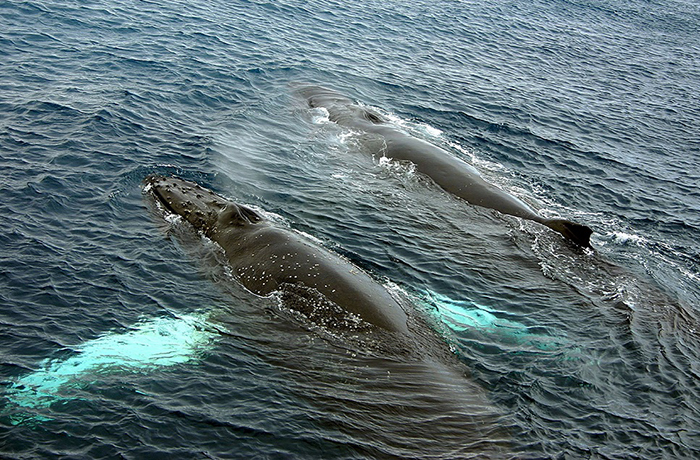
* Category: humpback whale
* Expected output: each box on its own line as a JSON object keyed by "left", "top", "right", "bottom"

{"left": 138, "top": 175, "right": 512, "bottom": 459}
{"left": 144, "top": 175, "right": 409, "bottom": 334}
{"left": 294, "top": 84, "right": 593, "bottom": 247}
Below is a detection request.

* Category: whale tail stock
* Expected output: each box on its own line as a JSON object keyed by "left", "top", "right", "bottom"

{"left": 543, "top": 219, "right": 593, "bottom": 248}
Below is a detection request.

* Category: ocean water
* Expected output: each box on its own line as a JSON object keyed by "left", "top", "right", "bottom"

{"left": 1, "top": 0, "right": 699, "bottom": 458}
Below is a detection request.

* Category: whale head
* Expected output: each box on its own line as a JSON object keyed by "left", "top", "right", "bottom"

{"left": 292, "top": 83, "right": 387, "bottom": 126}
{"left": 144, "top": 175, "right": 261, "bottom": 236}
{"left": 291, "top": 83, "right": 354, "bottom": 109}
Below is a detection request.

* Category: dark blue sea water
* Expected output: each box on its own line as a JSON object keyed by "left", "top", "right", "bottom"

{"left": 2, "top": 0, "right": 699, "bottom": 458}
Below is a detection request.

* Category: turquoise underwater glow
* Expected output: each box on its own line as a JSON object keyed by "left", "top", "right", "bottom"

{"left": 421, "top": 290, "right": 568, "bottom": 352}
{"left": 3, "top": 312, "right": 216, "bottom": 424}
{"left": 3, "top": 291, "right": 568, "bottom": 425}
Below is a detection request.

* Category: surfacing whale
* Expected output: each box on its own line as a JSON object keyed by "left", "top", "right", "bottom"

{"left": 142, "top": 175, "right": 513, "bottom": 458}
{"left": 294, "top": 84, "right": 593, "bottom": 248}
{"left": 144, "top": 174, "right": 409, "bottom": 334}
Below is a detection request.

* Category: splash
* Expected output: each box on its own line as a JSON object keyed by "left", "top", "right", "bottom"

{"left": 610, "top": 231, "right": 646, "bottom": 246}
{"left": 419, "top": 290, "right": 569, "bottom": 352}
{"left": 310, "top": 107, "right": 330, "bottom": 124}
{"left": 3, "top": 312, "right": 217, "bottom": 425}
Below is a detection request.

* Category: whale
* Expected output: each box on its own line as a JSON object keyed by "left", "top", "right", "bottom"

{"left": 144, "top": 174, "right": 409, "bottom": 334}
{"left": 294, "top": 84, "right": 593, "bottom": 248}
{"left": 140, "top": 175, "right": 511, "bottom": 457}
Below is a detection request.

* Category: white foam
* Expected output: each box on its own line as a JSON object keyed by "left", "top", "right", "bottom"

{"left": 421, "top": 124, "right": 443, "bottom": 137}
{"left": 376, "top": 155, "right": 417, "bottom": 177}
{"left": 611, "top": 231, "right": 646, "bottom": 246}
{"left": 164, "top": 212, "right": 183, "bottom": 225}
{"left": 294, "top": 229, "right": 326, "bottom": 246}
{"left": 310, "top": 107, "right": 330, "bottom": 124}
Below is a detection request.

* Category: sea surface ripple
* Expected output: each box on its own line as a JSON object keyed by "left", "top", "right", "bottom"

{"left": 1, "top": 0, "right": 699, "bottom": 458}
